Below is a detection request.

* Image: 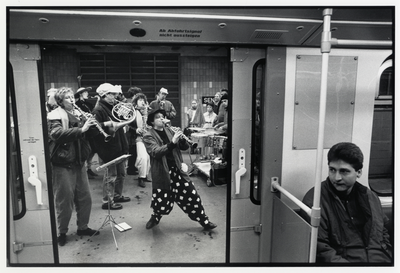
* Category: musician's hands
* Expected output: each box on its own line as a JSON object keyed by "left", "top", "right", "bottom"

{"left": 172, "top": 130, "right": 183, "bottom": 144}
{"left": 136, "top": 128, "right": 146, "bottom": 136}
{"left": 82, "top": 116, "right": 97, "bottom": 132}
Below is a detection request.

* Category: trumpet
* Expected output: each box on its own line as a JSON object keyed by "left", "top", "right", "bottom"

{"left": 164, "top": 122, "right": 198, "bottom": 149}
{"left": 73, "top": 104, "right": 112, "bottom": 142}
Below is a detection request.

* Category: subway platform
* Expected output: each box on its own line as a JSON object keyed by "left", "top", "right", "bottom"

{"left": 57, "top": 151, "right": 227, "bottom": 265}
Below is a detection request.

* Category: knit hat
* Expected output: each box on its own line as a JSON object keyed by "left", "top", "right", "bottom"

{"left": 220, "top": 94, "right": 228, "bottom": 100}
{"left": 96, "top": 83, "right": 122, "bottom": 97}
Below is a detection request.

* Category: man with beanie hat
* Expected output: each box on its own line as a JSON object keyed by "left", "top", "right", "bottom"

{"left": 92, "top": 83, "right": 131, "bottom": 210}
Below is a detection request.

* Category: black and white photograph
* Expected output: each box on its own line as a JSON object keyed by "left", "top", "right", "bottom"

{"left": 4, "top": 2, "right": 397, "bottom": 270}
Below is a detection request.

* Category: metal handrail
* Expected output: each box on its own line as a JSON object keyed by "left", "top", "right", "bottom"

{"left": 271, "top": 180, "right": 311, "bottom": 217}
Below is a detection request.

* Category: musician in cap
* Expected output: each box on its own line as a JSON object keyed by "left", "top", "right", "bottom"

{"left": 91, "top": 83, "right": 131, "bottom": 210}
{"left": 149, "top": 87, "right": 177, "bottom": 120}
{"left": 47, "top": 87, "right": 100, "bottom": 246}
{"left": 142, "top": 109, "right": 217, "bottom": 230}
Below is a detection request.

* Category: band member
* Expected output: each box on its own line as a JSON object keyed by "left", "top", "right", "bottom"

{"left": 129, "top": 93, "right": 151, "bottom": 188}
{"left": 142, "top": 109, "right": 217, "bottom": 230}
{"left": 91, "top": 83, "right": 131, "bottom": 210}
{"left": 47, "top": 87, "right": 99, "bottom": 246}
{"left": 149, "top": 87, "right": 177, "bottom": 120}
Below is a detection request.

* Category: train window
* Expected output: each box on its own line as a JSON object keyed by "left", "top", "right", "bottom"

{"left": 293, "top": 55, "right": 357, "bottom": 149}
{"left": 368, "top": 58, "right": 393, "bottom": 197}
{"left": 251, "top": 59, "right": 265, "bottom": 203}
{"left": 7, "top": 64, "right": 25, "bottom": 219}
{"left": 376, "top": 59, "right": 393, "bottom": 100}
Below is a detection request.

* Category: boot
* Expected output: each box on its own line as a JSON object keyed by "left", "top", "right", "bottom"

{"left": 138, "top": 177, "right": 146, "bottom": 188}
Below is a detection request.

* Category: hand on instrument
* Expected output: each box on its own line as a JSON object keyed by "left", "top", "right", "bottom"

{"left": 172, "top": 130, "right": 183, "bottom": 144}
{"left": 136, "top": 128, "right": 146, "bottom": 136}
{"left": 82, "top": 116, "right": 97, "bottom": 132}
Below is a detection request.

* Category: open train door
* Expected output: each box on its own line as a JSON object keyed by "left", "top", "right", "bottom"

{"left": 8, "top": 43, "right": 58, "bottom": 264}
{"left": 229, "top": 47, "right": 312, "bottom": 263}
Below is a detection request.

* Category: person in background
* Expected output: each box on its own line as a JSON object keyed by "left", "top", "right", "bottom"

{"left": 142, "top": 109, "right": 217, "bottom": 230}
{"left": 203, "top": 102, "right": 217, "bottom": 129}
{"left": 186, "top": 99, "right": 205, "bottom": 128}
{"left": 302, "top": 142, "right": 392, "bottom": 263}
{"left": 214, "top": 93, "right": 228, "bottom": 135}
{"left": 129, "top": 93, "right": 151, "bottom": 188}
{"left": 92, "top": 83, "right": 131, "bottom": 210}
{"left": 46, "top": 88, "right": 58, "bottom": 113}
{"left": 211, "top": 91, "right": 221, "bottom": 114}
{"left": 125, "top": 86, "right": 143, "bottom": 175}
{"left": 74, "top": 86, "right": 98, "bottom": 179}
{"left": 47, "top": 87, "right": 100, "bottom": 246}
{"left": 216, "top": 89, "right": 228, "bottom": 124}
{"left": 149, "top": 87, "right": 177, "bottom": 120}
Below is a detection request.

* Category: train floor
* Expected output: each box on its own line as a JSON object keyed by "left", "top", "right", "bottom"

{"left": 57, "top": 152, "right": 227, "bottom": 265}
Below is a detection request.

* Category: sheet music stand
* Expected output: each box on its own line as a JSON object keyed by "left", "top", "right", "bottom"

{"left": 90, "top": 154, "right": 131, "bottom": 250}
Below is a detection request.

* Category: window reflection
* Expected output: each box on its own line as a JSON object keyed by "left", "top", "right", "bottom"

{"left": 8, "top": 82, "right": 24, "bottom": 219}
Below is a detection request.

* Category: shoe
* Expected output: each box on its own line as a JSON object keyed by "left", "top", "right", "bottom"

{"left": 146, "top": 215, "right": 159, "bottom": 229}
{"left": 202, "top": 222, "right": 217, "bottom": 230}
{"left": 127, "top": 170, "right": 139, "bottom": 175}
{"left": 113, "top": 196, "right": 131, "bottom": 203}
{"left": 77, "top": 227, "right": 100, "bottom": 236}
{"left": 138, "top": 178, "right": 146, "bottom": 188}
{"left": 87, "top": 169, "right": 98, "bottom": 177}
{"left": 102, "top": 202, "right": 123, "bottom": 210}
{"left": 58, "top": 233, "right": 66, "bottom": 246}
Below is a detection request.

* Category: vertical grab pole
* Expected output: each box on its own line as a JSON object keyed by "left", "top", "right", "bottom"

{"left": 309, "top": 8, "right": 333, "bottom": 263}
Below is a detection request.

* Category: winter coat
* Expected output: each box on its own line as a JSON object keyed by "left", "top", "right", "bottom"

{"left": 149, "top": 99, "right": 177, "bottom": 119}
{"left": 302, "top": 179, "right": 392, "bottom": 263}
{"left": 142, "top": 127, "right": 190, "bottom": 190}
{"left": 47, "top": 107, "right": 94, "bottom": 168}
{"left": 91, "top": 100, "right": 129, "bottom": 163}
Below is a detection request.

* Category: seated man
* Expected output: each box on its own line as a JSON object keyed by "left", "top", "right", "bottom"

{"left": 302, "top": 142, "right": 392, "bottom": 263}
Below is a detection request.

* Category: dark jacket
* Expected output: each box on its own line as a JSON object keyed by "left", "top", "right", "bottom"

{"left": 47, "top": 109, "right": 93, "bottom": 168}
{"left": 91, "top": 100, "right": 129, "bottom": 163}
{"left": 142, "top": 127, "right": 189, "bottom": 190}
{"left": 302, "top": 179, "right": 392, "bottom": 263}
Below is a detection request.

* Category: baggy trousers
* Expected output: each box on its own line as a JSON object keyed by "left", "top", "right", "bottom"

{"left": 52, "top": 165, "right": 92, "bottom": 234}
{"left": 150, "top": 166, "right": 211, "bottom": 226}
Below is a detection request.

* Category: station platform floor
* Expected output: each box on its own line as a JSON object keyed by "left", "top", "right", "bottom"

{"left": 57, "top": 151, "right": 227, "bottom": 265}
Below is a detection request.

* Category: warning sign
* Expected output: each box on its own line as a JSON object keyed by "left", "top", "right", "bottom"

{"left": 159, "top": 29, "right": 202, "bottom": 38}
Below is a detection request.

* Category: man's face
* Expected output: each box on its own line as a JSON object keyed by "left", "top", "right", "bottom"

{"left": 82, "top": 91, "right": 89, "bottom": 99}
{"left": 328, "top": 159, "right": 361, "bottom": 195}
{"left": 152, "top": 112, "right": 165, "bottom": 128}
{"left": 222, "top": 99, "right": 228, "bottom": 107}
{"left": 191, "top": 101, "right": 197, "bottom": 109}
{"left": 214, "top": 93, "right": 221, "bottom": 102}
{"left": 105, "top": 92, "right": 118, "bottom": 104}
{"left": 159, "top": 92, "right": 167, "bottom": 100}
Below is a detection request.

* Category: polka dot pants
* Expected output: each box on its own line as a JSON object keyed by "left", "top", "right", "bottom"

{"left": 150, "top": 166, "right": 211, "bottom": 227}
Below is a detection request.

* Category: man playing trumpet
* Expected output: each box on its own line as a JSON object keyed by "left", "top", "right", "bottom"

{"left": 92, "top": 83, "right": 132, "bottom": 210}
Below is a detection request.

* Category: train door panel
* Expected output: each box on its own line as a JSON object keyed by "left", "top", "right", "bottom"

{"left": 8, "top": 43, "right": 56, "bottom": 264}
{"left": 229, "top": 48, "right": 264, "bottom": 262}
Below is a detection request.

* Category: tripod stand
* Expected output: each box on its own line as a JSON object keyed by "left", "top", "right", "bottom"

{"left": 90, "top": 154, "right": 131, "bottom": 250}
